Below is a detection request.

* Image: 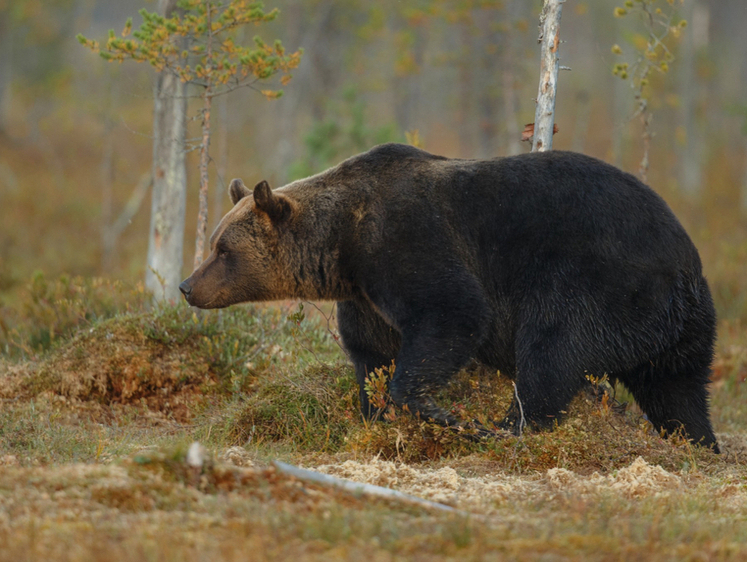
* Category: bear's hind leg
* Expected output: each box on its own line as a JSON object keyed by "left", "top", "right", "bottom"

{"left": 499, "top": 325, "right": 589, "bottom": 434}
{"left": 499, "top": 364, "right": 587, "bottom": 434}
{"left": 621, "top": 362, "right": 719, "bottom": 452}
{"left": 621, "top": 284, "right": 719, "bottom": 453}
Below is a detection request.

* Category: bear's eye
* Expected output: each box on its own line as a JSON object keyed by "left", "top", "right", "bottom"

{"left": 217, "top": 248, "right": 229, "bottom": 258}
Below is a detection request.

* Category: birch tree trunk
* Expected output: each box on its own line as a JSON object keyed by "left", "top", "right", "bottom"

{"left": 194, "top": 87, "right": 212, "bottom": 271}
{"left": 145, "top": 0, "right": 187, "bottom": 302}
{"left": 532, "top": 0, "right": 564, "bottom": 153}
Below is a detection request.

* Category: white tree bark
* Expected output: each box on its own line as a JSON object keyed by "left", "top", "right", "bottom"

{"left": 532, "top": 0, "right": 564, "bottom": 153}
{"left": 145, "top": 0, "right": 187, "bottom": 302}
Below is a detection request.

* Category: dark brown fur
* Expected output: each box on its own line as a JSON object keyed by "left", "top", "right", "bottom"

{"left": 180, "top": 143, "right": 719, "bottom": 451}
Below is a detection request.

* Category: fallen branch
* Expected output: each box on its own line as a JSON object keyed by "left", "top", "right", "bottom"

{"left": 272, "top": 460, "right": 473, "bottom": 516}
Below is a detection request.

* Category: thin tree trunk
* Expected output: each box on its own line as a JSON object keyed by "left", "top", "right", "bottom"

{"left": 100, "top": 119, "right": 115, "bottom": 272}
{"left": 194, "top": 89, "right": 212, "bottom": 270}
{"left": 193, "top": 5, "right": 213, "bottom": 270}
{"left": 532, "top": 0, "right": 564, "bottom": 153}
{"left": 210, "top": 93, "right": 228, "bottom": 231}
{"left": 742, "top": 53, "right": 747, "bottom": 215}
{"left": 0, "top": 12, "right": 12, "bottom": 135}
{"left": 457, "top": 23, "right": 474, "bottom": 157}
{"left": 100, "top": 68, "right": 119, "bottom": 273}
{"left": 611, "top": 71, "right": 628, "bottom": 166}
{"left": 677, "top": 0, "right": 703, "bottom": 198}
{"left": 502, "top": 0, "right": 522, "bottom": 156}
{"left": 502, "top": 66, "right": 521, "bottom": 156}
{"left": 476, "top": 9, "right": 497, "bottom": 159}
{"left": 146, "top": 0, "right": 187, "bottom": 302}
{"left": 742, "top": 138, "right": 747, "bottom": 216}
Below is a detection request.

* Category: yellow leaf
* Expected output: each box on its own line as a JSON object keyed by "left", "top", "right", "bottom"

{"left": 405, "top": 129, "right": 424, "bottom": 148}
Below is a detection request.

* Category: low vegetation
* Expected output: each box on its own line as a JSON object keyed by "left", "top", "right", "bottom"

{"left": 1, "top": 275, "right": 746, "bottom": 560}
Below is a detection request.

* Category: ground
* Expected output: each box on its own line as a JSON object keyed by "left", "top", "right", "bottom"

{"left": 1, "top": 276, "right": 746, "bottom": 561}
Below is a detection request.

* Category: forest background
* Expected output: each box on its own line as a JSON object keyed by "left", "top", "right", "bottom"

{"left": 1, "top": 0, "right": 747, "bottom": 323}
{"left": 2, "top": 2, "right": 747, "bottom": 559}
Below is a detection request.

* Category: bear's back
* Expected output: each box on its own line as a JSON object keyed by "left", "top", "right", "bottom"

{"left": 338, "top": 145, "right": 697, "bottom": 267}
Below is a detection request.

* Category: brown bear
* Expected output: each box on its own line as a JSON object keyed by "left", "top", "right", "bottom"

{"left": 179, "top": 143, "right": 719, "bottom": 452}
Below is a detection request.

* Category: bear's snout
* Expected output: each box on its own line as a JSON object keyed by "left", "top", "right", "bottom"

{"left": 178, "top": 279, "right": 193, "bottom": 300}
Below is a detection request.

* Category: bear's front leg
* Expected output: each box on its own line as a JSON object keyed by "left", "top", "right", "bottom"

{"left": 337, "top": 299, "right": 401, "bottom": 420}
{"left": 385, "top": 291, "right": 493, "bottom": 434}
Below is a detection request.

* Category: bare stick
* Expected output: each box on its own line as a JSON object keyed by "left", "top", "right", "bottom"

{"left": 272, "top": 461, "right": 474, "bottom": 516}
{"left": 512, "top": 382, "right": 526, "bottom": 436}
{"left": 532, "top": 0, "right": 565, "bottom": 153}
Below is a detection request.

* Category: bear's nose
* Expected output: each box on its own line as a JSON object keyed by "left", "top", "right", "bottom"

{"left": 179, "top": 280, "right": 193, "bottom": 298}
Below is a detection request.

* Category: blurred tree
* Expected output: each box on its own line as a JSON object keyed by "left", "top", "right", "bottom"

{"left": 288, "top": 87, "right": 400, "bottom": 180}
{"left": 0, "top": 8, "right": 9, "bottom": 134}
{"left": 79, "top": 0, "right": 301, "bottom": 295}
{"left": 210, "top": 92, "right": 229, "bottom": 232}
{"left": 491, "top": 0, "right": 527, "bottom": 156}
{"left": 0, "top": 0, "right": 78, "bottom": 137}
{"left": 610, "top": 0, "right": 686, "bottom": 181}
{"left": 363, "top": 1, "right": 512, "bottom": 156}
{"left": 676, "top": 0, "right": 706, "bottom": 198}
{"left": 148, "top": 0, "right": 188, "bottom": 302}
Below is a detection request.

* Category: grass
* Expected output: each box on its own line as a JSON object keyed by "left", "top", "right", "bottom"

{"left": 1, "top": 275, "right": 747, "bottom": 561}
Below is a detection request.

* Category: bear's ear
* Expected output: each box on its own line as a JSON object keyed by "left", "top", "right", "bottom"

{"left": 253, "top": 180, "right": 293, "bottom": 224}
{"left": 228, "top": 178, "right": 252, "bottom": 206}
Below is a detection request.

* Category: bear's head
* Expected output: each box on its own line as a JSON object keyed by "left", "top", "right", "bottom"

{"left": 179, "top": 178, "right": 296, "bottom": 309}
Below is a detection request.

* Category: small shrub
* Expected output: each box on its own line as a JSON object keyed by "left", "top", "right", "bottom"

{"left": 228, "top": 363, "right": 358, "bottom": 452}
